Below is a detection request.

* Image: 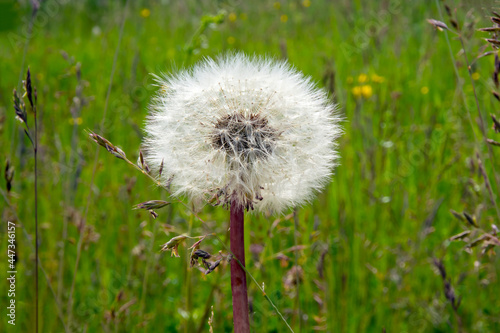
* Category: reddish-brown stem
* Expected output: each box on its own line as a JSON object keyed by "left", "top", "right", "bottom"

{"left": 230, "top": 197, "right": 250, "bottom": 333}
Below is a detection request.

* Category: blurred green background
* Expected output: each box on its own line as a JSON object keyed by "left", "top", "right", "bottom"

{"left": 1, "top": 0, "right": 500, "bottom": 332}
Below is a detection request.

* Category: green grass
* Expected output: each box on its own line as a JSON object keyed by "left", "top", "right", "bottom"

{"left": 1, "top": 0, "right": 500, "bottom": 332}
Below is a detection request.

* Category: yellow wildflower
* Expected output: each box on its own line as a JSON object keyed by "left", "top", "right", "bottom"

{"left": 371, "top": 74, "right": 385, "bottom": 83}
{"left": 352, "top": 86, "right": 362, "bottom": 97}
{"left": 358, "top": 73, "right": 368, "bottom": 83}
{"left": 361, "top": 85, "right": 373, "bottom": 98}
{"left": 229, "top": 12, "right": 237, "bottom": 22}
{"left": 281, "top": 14, "right": 288, "bottom": 23}
{"left": 302, "top": 0, "right": 311, "bottom": 7}
{"left": 140, "top": 8, "right": 150, "bottom": 18}
{"left": 69, "top": 117, "right": 83, "bottom": 125}
{"left": 471, "top": 72, "right": 480, "bottom": 80}
{"left": 227, "top": 36, "right": 236, "bottom": 45}
{"left": 274, "top": 2, "right": 281, "bottom": 9}
{"left": 421, "top": 86, "right": 429, "bottom": 95}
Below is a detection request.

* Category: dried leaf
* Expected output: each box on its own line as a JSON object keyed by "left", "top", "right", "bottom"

{"left": 467, "top": 234, "right": 488, "bottom": 248}
{"left": 492, "top": 114, "right": 500, "bottom": 132}
{"left": 188, "top": 236, "right": 206, "bottom": 249}
{"left": 450, "top": 209, "right": 464, "bottom": 221}
{"left": 449, "top": 230, "right": 471, "bottom": 241}
{"left": 486, "top": 138, "right": 500, "bottom": 146}
{"left": 205, "top": 259, "right": 222, "bottom": 275}
{"left": 26, "top": 68, "right": 33, "bottom": 108}
{"left": 463, "top": 212, "right": 478, "bottom": 228}
{"left": 427, "top": 19, "right": 449, "bottom": 31}
{"left": 478, "top": 27, "right": 500, "bottom": 32}
{"left": 134, "top": 200, "right": 170, "bottom": 210}
{"left": 160, "top": 235, "right": 188, "bottom": 257}
{"left": 486, "top": 38, "right": 500, "bottom": 47}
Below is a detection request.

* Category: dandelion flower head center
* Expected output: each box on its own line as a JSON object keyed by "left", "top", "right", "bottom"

{"left": 211, "top": 112, "right": 278, "bottom": 163}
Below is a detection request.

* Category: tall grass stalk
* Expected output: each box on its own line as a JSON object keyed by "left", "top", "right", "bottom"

{"left": 293, "top": 209, "right": 302, "bottom": 332}
{"left": 434, "top": 0, "right": 500, "bottom": 220}
{"left": 0, "top": 190, "right": 68, "bottom": 331}
{"left": 34, "top": 83, "right": 38, "bottom": 333}
{"left": 138, "top": 216, "right": 158, "bottom": 319}
{"left": 11, "top": 5, "right": 38, "bottom": 152}
{"left": 184, "top": 214, "right": 195, "bottom": 332}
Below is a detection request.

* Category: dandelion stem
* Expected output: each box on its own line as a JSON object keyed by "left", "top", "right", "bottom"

{"left": 230, "top": 196, "right": 250, "bottom": 333}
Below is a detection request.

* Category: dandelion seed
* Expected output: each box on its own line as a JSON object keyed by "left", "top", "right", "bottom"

{"left": 144, "top": 53, "right": 341, "bottom": 213}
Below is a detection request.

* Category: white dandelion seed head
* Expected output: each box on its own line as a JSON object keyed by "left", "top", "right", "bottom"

{"left": 143, "top": 53, "right": 342, "bottom": 213}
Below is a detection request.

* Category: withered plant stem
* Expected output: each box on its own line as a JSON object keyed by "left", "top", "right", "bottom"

{"left": 230, "top": 196, "right": 250, "bottom": 333}
{"left": 458, "top": 36, "right": 500, "bottom": 221}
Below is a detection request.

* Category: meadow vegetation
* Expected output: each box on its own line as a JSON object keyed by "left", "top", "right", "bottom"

{"left": 1, "top": 0, "right": 500, "bottom": 332}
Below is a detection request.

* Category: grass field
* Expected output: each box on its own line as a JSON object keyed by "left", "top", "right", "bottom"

{"left": 1, "top": 0, "right": 500, "bottom": 332}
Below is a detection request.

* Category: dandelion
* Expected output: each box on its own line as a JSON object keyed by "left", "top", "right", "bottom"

{"left": 143, "top": 53, "right": 341, "bottom": 332}
{"left": 421, "top": 86, "right": 429, "bottom": 94}
{"left": 229, "top": 12, "right": 237, "bottom": 22}
{"left": 280, "top": 14, "right": 288, "bottom": 23}
{"left": 144, "top": 53, "right": 340, "bottom": 213}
